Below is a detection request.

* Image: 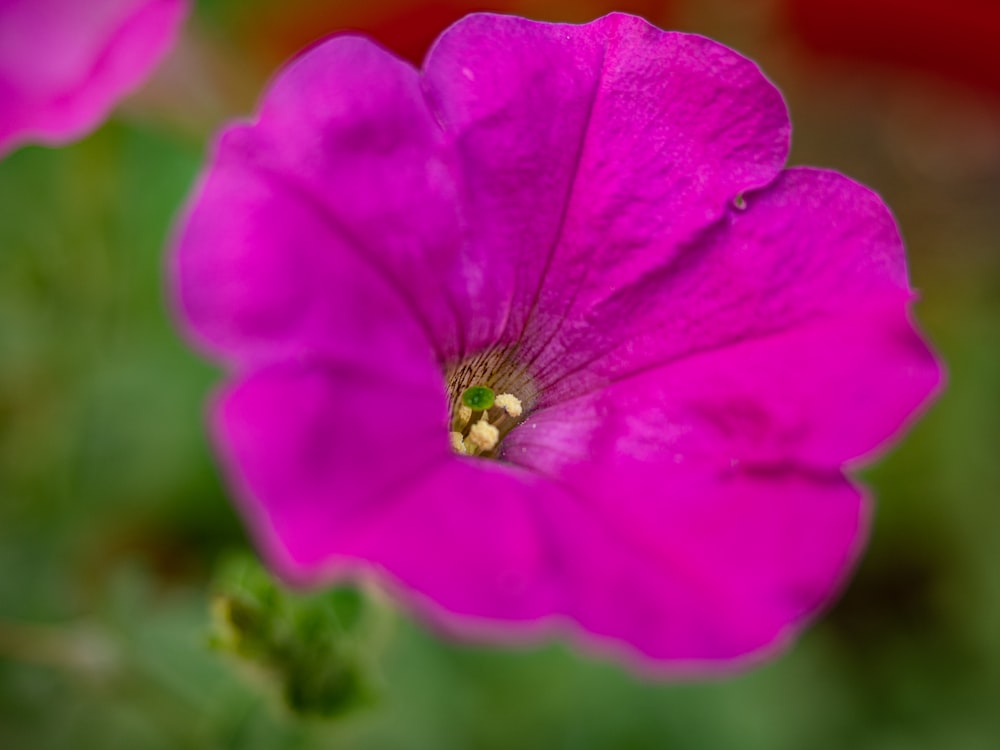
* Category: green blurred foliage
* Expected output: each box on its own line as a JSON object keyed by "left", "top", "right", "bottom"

{"left": 2, "top": 0, "right": 1000, "bottom": 748}
{"left": 210, "top": 555, "right": 382, "bottom": 718}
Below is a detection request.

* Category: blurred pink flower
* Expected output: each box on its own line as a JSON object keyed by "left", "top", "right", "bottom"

{"left": 0, "top": 0, "right": 187, "bottom": 154}
{"left": 173, "top": 13, "right": 941, "bottom": 669}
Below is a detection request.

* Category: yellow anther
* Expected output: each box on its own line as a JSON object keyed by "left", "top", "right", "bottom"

{"left": 449, "top": 431, "right": 467, "bottom": 454}
{"left": 466, "top": 419, "right": 500, "bottom": 452}
{"left": 494, "top": 393, "right": 523, "bottom": 418}
{"left": 458, "top": 404, "right": 473, "bottom": 424}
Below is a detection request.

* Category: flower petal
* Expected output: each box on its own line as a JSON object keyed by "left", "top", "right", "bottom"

{"left": 532, "top": 167, "right": 933, "bottom": 402}
{"left": 173, "top": 151, "right": 442, "bottom": 371}
{"left": 549, "top": 467, "right": 866, "bottom": 663}
{"left": 173, "top": 33, "right": 470, "bottom": 364}
{"left": 355, "top": 458, "right": 864, "bottom": 663}
{"left": 0, "top": 0, "right": 187, "bottom": 154}
{"left": 508, "top": 298, "right": 939, "bottom": 477}
{"left": 338, "top": 459, "right": 569, "bottom": 623}
{"left": 423, "top": 12, "right": 789, "bottom": 355}
{"left": 214, "top": 357, "right": 450, "bottom": 579}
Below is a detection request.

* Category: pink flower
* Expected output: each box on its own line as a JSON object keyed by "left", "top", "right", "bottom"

{"left": 172, "top": 13, "right": 941, "bottom": 669}
{"left": 0, "top": 0, "right": 188, "bottom": 155}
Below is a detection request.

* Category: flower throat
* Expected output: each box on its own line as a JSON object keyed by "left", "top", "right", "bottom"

{"left": 445, "top": 348, "right": 534, "bottom": 458}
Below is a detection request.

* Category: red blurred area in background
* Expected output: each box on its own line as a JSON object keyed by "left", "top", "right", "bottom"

{"left": 237, "top": 0, "right": 672, "bottom": 68}
{"left": 785, "top": 0, "right": 1000, "bottom": 97}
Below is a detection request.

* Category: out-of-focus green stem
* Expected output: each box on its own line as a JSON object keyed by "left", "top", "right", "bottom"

{"left": 0, "top": 618, "right": 119, "bottom": 676}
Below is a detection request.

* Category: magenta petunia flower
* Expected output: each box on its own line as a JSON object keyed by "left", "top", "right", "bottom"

{"left": 172, "top": 12, "right": 941, "bottom": 669}
{"left": 0, "top": 0, "right": 188, "bottom": 155}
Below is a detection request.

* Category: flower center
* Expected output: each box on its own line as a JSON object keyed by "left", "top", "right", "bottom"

{"left": 444, "top": 348, "right": 535, "bottom": 458}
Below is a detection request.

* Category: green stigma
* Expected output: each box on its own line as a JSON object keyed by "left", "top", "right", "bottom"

{"left": 462, "top": 385, "right": 495, "bottom": 411}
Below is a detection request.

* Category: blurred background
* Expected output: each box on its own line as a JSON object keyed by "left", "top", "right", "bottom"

{"left": 2, "top": 0, "right": 999, "bottom": 746}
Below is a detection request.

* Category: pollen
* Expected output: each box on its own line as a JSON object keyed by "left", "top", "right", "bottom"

{"left": 494, "top": 393, "right": 523, "bottom": 418}
{"left": 466, "top": 419, "right": 500, "bottom": 452}
{"left": 449, "top": 431, "right": 468, "bottom": 454}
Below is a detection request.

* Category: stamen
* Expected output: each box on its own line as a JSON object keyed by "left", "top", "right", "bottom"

{"left": 449, "top": 431, "right": 468, "bottom": 454}
{"left": 494, "top": 393, "right": 523, "bottom": 418}
{"left": 445, "top": 351, "right": 537, "bottom": 458}
{"left": 466, "top": 419, "right": 499, "bottom": 452}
